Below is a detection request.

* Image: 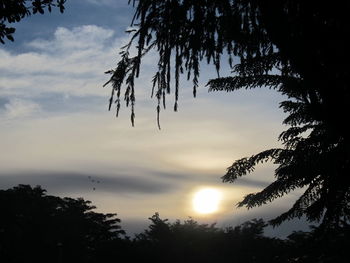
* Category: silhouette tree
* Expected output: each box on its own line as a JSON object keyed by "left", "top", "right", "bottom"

{"left": 132, "top": 213, "right": 287, "bottom": 263}
{"left": 285, "top": 223, "right": 350, "bottom": 263}
{"left": 105, "top": 0, "right": 350, "bottom": 228}
{"left": 3, "top": 186, "right": 345, "bottom": 262}
{"left": 0, "top": 184, "right": 125, "bottom": 263}
{"left": 0, "top": 0, "right": 66, "bottom": 44}
{"left": 222, "top": 219, "right": 287, "bottom": 262}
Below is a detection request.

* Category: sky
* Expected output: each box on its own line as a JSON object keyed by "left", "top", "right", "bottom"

{"left": 0, "top": 0, "right": 307, "bottom": 236}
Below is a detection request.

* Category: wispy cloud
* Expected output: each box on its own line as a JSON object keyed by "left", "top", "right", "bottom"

{"left": 27, "top": 25, "right": 115, "bottom": 52}
{"left": 0, "top": 97, "right": 9, "bottom": 108}
{"left": 1, "top": 98, "right": 41, "bottom": 119}
{"left": 0, "top": 171, "right": 178, "bottom": 195}
{"left": 0, "top": 25, "right": 128, "bottom": 99}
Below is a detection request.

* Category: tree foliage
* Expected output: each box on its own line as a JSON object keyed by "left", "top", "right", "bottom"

{"left": 132, "top": 213, "right": 285, "bottom": 263}
{"left": 0, "top": 0, "right": 66, "bottom": 44}
{"left": 0, "top": 184, "right": 125, "bottom": 262}
{"left": 1, "top": 185, "right": 349, "bottom": 262}
{"left": 105, "top": 0, "right": 350, "bottom": 228}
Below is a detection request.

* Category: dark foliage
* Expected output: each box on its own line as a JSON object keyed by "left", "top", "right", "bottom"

{"left": 131, "top": 213, "right": 286, "bottom": 263}
{"left": 104, "top": 0, "right": 350, "bottom": 228}
{"left": 0, "top": 0, "right": 66, "bottom": 43}
{"left": 285, "top": 223, "right": 350, "bottom": 263}
{"left": 0, "top": 185, "right": 125, "bottom": 263}
{"left": 1, "top": 185, "right": 349, "bottom": 262}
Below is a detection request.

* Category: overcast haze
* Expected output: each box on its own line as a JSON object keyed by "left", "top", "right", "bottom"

{"left": 0, "top": 0, "right": 306, "bottom": 236}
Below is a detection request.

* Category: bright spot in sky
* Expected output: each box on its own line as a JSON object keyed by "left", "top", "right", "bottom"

{"left": 193, "top": 188, "right": 222, "bottom": 214}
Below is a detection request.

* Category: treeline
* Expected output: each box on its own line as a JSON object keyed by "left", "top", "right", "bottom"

{"left": 0, "top": 185, "right": 348, "bottom": 263}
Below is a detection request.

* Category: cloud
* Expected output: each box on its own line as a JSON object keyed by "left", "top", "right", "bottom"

{"left": 0, "top": 97, "right": 9, "bottom": 109}
{"left": 233, "top": 177, "right": 272, "bottom": 188}
{"left": 1, "top": 98, "right": 41, "bottom": 119}
{"left": 27, "top": 25, "right": 115, "bottom": 52}
{"left": 0, "top": 25, "right": 128, "bottom": 99}
{"left": 0, "top": 171, "right": 177, "bottom": 195}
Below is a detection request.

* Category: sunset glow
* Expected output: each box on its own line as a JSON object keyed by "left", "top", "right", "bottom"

{"left": 193, "top": 188, "right": 222, "bottom": 214}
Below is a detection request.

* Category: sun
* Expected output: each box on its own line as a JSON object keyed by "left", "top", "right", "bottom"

{"left": 192, "top": 188, "right": 222, "bottom": 214}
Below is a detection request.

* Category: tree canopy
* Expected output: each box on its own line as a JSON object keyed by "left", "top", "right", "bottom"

{"left": 0, "top": 184, "right": 125, "bottom": 262}
{"left": 105, "top": 0, "right": 350, "bottom": 228}
{"left": 132, "top": 213, "right": 285, "bottom": 263}
{"left": 1, "top": 185, "right": 349, "bottom": 262}
{"left": 0, "top": 0, "right": 66, "bottom": 44}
